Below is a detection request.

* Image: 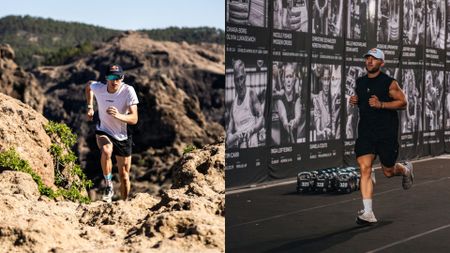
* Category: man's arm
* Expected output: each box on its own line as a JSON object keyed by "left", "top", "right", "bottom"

{"left": 226, "top": 105, "right": 240, "bottom": 147}
{"left": 282, "top": 8, "right": 289, "bottom": 28}
{"left": 249, "top": 90, "right": 264, "bottom": 136}
{"left": 312, "top": 95, "right": 321, "bottom": 128}
{"left": 277, "top": 99, "right": 289, "bottom": 132}
{"left": 85, "top": 81, "right": 95, "bottom": 106}
{"left": 386, "top": 80, "right": 407, "bottom": 110}
{"left": 107, "top": 104, "right": 138, "bottom": 125}
{"left": 369, "top": 80, "right": 407, "bottom": 110}
{"left": 291, "top": 98, "right": 302, "bottom": 130}
{"left": 85, "top": 81, "right": 95, "bottom": 121}
{"left": 312, "top": 95, "right": 325, "bottom": 137}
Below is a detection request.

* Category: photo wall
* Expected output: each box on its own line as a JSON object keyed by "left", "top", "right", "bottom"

{"left": 226, "top": 0, "right": 450, "bottom": 188}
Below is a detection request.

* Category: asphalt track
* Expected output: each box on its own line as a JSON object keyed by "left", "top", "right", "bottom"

{"left": 226, "top": 157, "right": 450, "bottom": 252}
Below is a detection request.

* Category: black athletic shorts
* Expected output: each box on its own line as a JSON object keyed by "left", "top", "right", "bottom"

{"left": 95, "top": 130, "right": 132, "bottom": 157}
{"left": 355, "top": 135, "right": 399, "bottom": 167}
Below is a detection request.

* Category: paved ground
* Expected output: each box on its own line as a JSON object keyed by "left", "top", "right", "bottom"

{"left": 226, "top": 157, "right": 450, "bottom": 252}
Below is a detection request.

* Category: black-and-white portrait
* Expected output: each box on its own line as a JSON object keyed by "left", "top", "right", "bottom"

{"left": 271, "top": 61, "right": 307, "bottom": 145}
{"left": 226, "top": 0, "right": 268, "bottom": 27}
{"left": 347, "top": 0, "right": 369, "bottom": 40}
{"left": 345, "top": 66, "right": 365, "bottom": 139}
{"left": 426, "top": 0, "right": 446, "bottom": 49}
{"left": 424, "top": 70, "right": 444, "bottom": 131}
{"left": 401, "top": 69, "right": 422, "bottom": 134}
{"left": 445, "top": 72, "right": 450, "bottom": 129}
{"left": 377, "top": 0, "right": 400, "bottom": 43}
{"left": 273, "top": 0, "right": 308, "bottom": 32}
{"left": 310, "top": 64, "right": 341, "bottom": 142}
{"left": 403, "top": 0, "right": 425, "bottom": 45}
{"left": 312, "top": 0, "right": 344, "bottom": 37}
{"left": 226, "top": 59, "right": 267, "bottom": 149}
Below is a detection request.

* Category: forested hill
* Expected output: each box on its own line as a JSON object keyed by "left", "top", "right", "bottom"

{"left": 0, "top": 15, "right": 224, "bottom": 69}
{"left": 0, "top": 15, "right": 119, "bottom": 68}
{"left": 140, "top": 27, "right": 224, "bottom": 45}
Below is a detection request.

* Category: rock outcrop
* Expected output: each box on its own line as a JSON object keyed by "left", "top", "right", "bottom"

{"left": 0, "top": 44, "right": 45, "bottom": 113}
{"left": 0, "top": 141, "right": 225, "bottom": 252}
{"left": 0, "top": 93, "right": 54, "bottom": 186}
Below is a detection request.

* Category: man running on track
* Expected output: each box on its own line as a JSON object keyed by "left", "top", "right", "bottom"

{"left": 349, "top": 48, "right": 414, "bottom": 225}
{"left": 85, "top": 64, "right": 139, "bottom": 203}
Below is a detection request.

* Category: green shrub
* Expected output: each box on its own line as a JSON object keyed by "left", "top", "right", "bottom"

{"left": 49, "top": 143, "right": 63, "bottom": 158}
{"left": 183, "top": 144, "right": 197, "bottom": 154}
{"left": 45, "top": 121, "right": 93, "bottom": 203}
{"left": 45, "top": 121, "right": 77, "bottom": 148}
{"left": 56, "top": 185, "right": 90, "bottom": 204}
{"left": 0, "top": 148, "right": 56, "bottom": 198}
{"left": 0, "top": 121, "right": 93, "bottom": 203}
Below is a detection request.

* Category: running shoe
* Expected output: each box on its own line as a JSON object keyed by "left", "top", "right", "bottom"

{"left": 356, "top": 210, "right": 378, "bottom": 225}
{"left": 102, "top": 184, "right": 114, "bottom": 203}
{"left": 402, "top": 161, "right": 414, "bottom": 190}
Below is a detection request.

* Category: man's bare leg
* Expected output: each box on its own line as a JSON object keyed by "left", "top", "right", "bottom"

{"left": 356, "top": 154, "right": 378, "bottom": 225}
{"left": 382, "top": 162, "right": 414, "bottom": 190}
{"left": 96, "top": 135, "right": 113, "bottom": 176}
{"left": 116, "top": 155, "right": 131, "bottom": 200}
{"left": 358, "top": 154, "right": 375, "bottom": 200}
{"left": 96, "top": 135, "right": 114, "bottom": 202}
{"left": 381, "top": 163, "right": 406, "bottom": 177}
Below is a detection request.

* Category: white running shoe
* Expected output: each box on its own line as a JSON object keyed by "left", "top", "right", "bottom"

{"left": 356, "top": 210, "right": 378, "bottom": 225}
{"left": 102, "top": 185, "right": 114, "bottom": 203}
{"left": 402, "top": 161, "right": 414, "bottom": 190}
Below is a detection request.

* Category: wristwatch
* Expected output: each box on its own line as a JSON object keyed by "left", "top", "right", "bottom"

{"left": 87, "top": 104, "right": 93, "bottom": 109}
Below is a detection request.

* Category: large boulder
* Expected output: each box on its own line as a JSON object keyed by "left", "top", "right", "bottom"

{"left": 0, "top": 93, "right": 54, "bottom": 186}
{"left": 0, "top": 44, "right": 45, "bottom": 113}
{"left": 126, "top": 142, "right": 225, "bottom": 251}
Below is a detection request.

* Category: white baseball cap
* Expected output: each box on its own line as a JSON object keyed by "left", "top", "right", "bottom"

{"left": 363, "top": 48, "right": 385, "bottom": 61}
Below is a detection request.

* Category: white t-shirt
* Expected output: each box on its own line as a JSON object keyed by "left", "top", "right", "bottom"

{"left": 90, "top": 81, "right": 139, "bottom": 141}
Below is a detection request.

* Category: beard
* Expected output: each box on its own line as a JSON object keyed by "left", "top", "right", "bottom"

{"left": 366, "top": 65, "right": 380, "bottom": 74}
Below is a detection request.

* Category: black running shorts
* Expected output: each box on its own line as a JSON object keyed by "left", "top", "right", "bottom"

{"left": 95, "top": 130, "right": 132, "bottom": 157}
{"left": 355, "top": 136, "right": 399, "bottom": 167}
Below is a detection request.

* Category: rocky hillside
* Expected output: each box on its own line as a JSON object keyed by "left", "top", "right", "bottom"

{"left": 30, "top": 31, "right": 224, "bottom": 194}
{"left": 0, "top": 140, "right": 225, "bottom": 252}
{"left": 0, "top": 30, "right": 225, "bottom": 197}
{"left": 0, "top": 91, "right": 224, "bottom": 252}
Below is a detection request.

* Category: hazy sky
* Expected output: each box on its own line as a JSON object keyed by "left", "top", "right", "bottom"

{"left": 0, "top": 0, "right": 224, "bottom": 30}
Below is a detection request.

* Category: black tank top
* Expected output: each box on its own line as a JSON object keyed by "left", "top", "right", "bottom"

{"left": 355, "top": 72, "right": 399, "bottom": 138}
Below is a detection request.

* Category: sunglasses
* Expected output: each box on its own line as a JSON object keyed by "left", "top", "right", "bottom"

{"left": 106, "top": 74, "right": 122, "bottom": 81}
